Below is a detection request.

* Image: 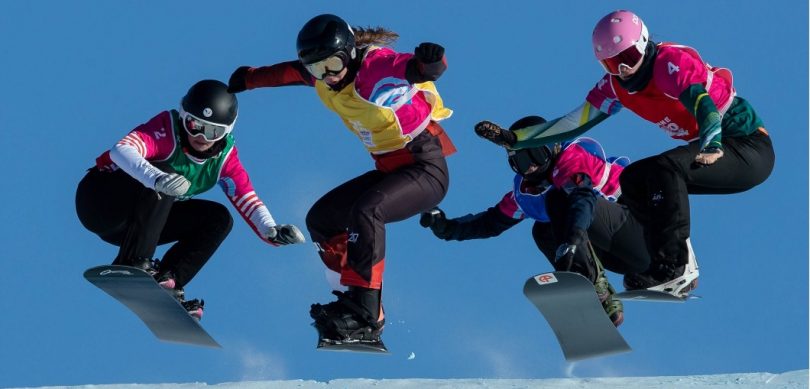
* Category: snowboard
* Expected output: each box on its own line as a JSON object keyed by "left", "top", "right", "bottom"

{"left": 312, "top": 322, "right": 389, "bottom": 354}
{"left": 523, "top": 271, "right": 630, "bottom": 361}
{"left": 84, "top": 265, "right": 220, "bottom": 348}
{"left": 615, "top": 289, "right": 700, "bottom": 303}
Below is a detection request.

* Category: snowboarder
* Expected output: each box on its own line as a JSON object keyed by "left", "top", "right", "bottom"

{"left": 76, "top": 79, "right": 305, "bottom": 319}
{"left": 421, "top": 115, "right": 652, "bottom": 326}
{"left": 474, "top": 10, "right": 773, "bottom": 297}
{"left": 226, "top": 14, "right": 455, "bottom": 346}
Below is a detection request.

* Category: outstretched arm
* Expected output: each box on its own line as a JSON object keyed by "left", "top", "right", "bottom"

{"left": 420, "top": 192, "right": 523, "bottom": 241}
{"left": 511, "top": 103, "right": 610, "bottom": 148}
{"left": 219, "top": 148, "right": 304, "bottom": 246}
{"left": 474, "top": 102, "right": 610, "bottom": 149}
{"left": 227, "top": 61, "right": 315, "bottom": 93}
{"left": 475, "top": 75, "right": 620, "bottom": 149}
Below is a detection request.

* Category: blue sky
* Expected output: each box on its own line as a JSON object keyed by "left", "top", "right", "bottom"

{"left": 0, "top": 1, "right": 806, "bottom": 387}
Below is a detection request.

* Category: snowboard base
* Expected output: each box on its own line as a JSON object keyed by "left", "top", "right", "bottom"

{"left": 523, "top": 271, "right": 630, "bottom": 361}
{"left": 84, "top": 265, "right": 220, "bottom": 348}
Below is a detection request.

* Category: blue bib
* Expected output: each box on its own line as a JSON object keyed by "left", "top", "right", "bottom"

{"left": 512, "top": 175, "right": 552, "bottom": 222}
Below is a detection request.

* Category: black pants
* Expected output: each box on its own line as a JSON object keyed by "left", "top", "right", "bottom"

{"left": 619, "top": 131, "right": 774, "bottom": 266}
{"left": 306, "top": 135, "right": 450, "bottom": 289}
{"left": 75, "top": 169, "right": 233, "bottom": 287}
{"left": 533, "top": 190, "right": 650, "bottom": 281}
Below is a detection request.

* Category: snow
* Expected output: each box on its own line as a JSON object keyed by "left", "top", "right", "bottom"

{"left": 9, "top": 370, "right": 807, "bottom": 389}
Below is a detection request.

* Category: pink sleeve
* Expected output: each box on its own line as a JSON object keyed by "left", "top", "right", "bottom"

{"left": 370, "top": 47, "right": 412, "bottom": 77}
{"left": 653, "top": 46, "right": 708, "bottom": 98}
{"left": 102, "top": 111, "right": 178, "bottom": 187}
{"left": 496, "top": 191, "right": 525, "bottom": 220}
{"left": 353, "top": 47, "right": 413, "bottom": 100}
{"left": 126, "top": 111, "right": 177, "bottom": 160}
{"left": 219, "top": 148, "right": 277, "bottom": 244}
{"left": 586, "top": 74, "right": 622, "bottom": 115}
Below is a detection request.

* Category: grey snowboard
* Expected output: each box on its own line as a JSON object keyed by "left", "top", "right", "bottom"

{"left": 523, "top": 271, "right": 630, "bottom": 361}
{"left": 84, "top": 265, "right": 220, "bottom": 348}
{"left": 616, "top": 289, "right": 700, "bottom": 303}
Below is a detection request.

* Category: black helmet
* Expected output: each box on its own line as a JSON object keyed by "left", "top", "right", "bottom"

{"left": 506, "top": 116, "right": 554, "bottom": 180}
{"left": 296, "top": 14, "right": 356, "bottom": 65}
{"left": 181, "top": 80, "right": 238, "bottom": 126}
{"left": 180, "top": 80, "right": 238, "bottom": 141}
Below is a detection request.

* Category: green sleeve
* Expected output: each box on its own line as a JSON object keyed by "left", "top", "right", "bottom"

{"left": 679, "top": 84, "right": 722, "bottom": 149}
{"left": 510, "top": 103, "right": 610, "bottom": 149}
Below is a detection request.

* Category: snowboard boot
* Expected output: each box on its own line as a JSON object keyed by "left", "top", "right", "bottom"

{"left": 155, "top": 270, "right": 185, "bottom": 300}
{"left": 310, "top": 286, "right": 384, "bottom": 342}
{"left": 589, "top": 245, "right": 624, "bottom": 327}
{"left": 181, "top": 299, "right": 204, "bottom": 320}
{"left": 128, "top": 257, "right": 159, "bottom": 276}
{"left": 624, "top": 238, "right": 699, "bottom": 298}
{"left": 155, "top": 270, "right": 198, "bottom": 318}
{"left": 595, "top": 275, "right": 624, "bottom": 327}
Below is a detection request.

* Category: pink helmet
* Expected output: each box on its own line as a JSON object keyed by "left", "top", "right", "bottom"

{"left": 592, "top": 10, "right": 649, "bottom": 74}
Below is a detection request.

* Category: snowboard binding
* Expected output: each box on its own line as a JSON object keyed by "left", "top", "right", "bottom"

{"left": 311, "top": 290, "right": 388, "bottom": 353}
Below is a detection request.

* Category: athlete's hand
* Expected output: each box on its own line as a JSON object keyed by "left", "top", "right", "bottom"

{"left": 695, "top": 146, "right": 724, "bottom": 166}
{"left": 265, "top": 224, "right": 306, "bottom": 246}
{"left": 419, "top": 207, "right": 454, "bottom": 240}
{"left": 554, "top": 243, "right": 577, "bottom": 272}
{"left": 474, "top": 121, "right": 516, "bottom": 147}
{"left": 154, "top": 173, "right": 191, "bottom": 197}
{"left": 414, "top": 42, "right": 445, "bottom": 64}
{"left": 227, "top": 66, "right": 251, "bottom": 93}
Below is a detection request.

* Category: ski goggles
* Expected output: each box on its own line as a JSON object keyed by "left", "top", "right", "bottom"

{"left": 303, "top": 52, "right": 349, "bottom": 80}
{"left": 180, "top": 110, "right": 233, "bottom": 142}
{"left": 599, "top": 44, "right": 645, "bottom": 75}
{"left": 507, "top": 147, "right": 552, "bottom": 176}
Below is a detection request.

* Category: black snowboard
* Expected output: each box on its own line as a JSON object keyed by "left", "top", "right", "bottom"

{"left": 84, "top": 265, "right": 220, "bottom": 348}
{"left": 312, "top": 322, "right": 389, "bottom": 354}
{"left": 523, "top": 271, "right": 630, "bottom": 361}
{"left": 615, "top": 289, "right": 700, "bottom": 303}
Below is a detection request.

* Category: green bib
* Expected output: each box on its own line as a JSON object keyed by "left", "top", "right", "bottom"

{"left": 154, "top": 110, "right": 235, "bottom": 198}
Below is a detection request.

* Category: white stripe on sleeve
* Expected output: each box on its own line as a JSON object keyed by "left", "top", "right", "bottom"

{"left": 109, "top": 142, "right": 164, "bottom": 189}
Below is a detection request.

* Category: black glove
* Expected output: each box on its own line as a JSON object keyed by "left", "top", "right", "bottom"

{"left": 414, "top": 42, "right": 445, "bottom": 64}
{"left": 474, "top": 121, "right": 517, "bottom": 147}
{"left": 227, "top": 66, "right": 251, "bottom": 93}
{"left": 420, "top": 207, "right": 446, "bottom": 228}
{"left": 555, "top": 228, "right": 599, "bottom": 282}
{"left": 419, "top": 208, "right": 454, "bottom": 239}
{"left": 554, "top": 243, "right": 577, "bottom": 272}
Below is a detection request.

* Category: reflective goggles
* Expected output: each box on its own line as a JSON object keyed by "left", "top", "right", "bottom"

{"left": 303, "top": 53, "right": 349, "bottom": 80}
{"left": 180, "top": 110, "right": 233, "bottom": 142}
{"left": 599, "top": 44, "right": 645, "bottom": 75}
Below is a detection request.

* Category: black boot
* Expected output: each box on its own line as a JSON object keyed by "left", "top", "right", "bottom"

{"left": 127, "top": 257, "right": 159, "bottom": 276}
{"left": 181, "top": 299, "right": 204, "bottom": 320}
{"left": 311, "top": 287, "right": 384, "bottom": 341}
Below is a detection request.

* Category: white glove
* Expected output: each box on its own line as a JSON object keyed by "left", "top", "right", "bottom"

{"left": 154, "top": 173, "right": 191, "bottom": 197}
{"left": 265, "top": 224, "right": 306, "bottom": 246}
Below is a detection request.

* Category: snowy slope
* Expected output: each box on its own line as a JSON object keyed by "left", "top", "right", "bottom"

{"left": 9, "top": 369, "right": 807, "bottom": 389}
